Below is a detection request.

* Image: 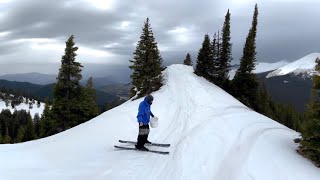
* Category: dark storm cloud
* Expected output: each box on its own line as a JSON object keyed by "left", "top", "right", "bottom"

{"left": 0, "top": 0, "right": 319, "bottom": 70}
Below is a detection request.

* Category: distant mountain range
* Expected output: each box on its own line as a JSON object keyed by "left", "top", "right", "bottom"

{"left": 0, "top": 73, "right": 57, "bottom": 85}
{"left": 0, "top": 72, "right": 125, "bottom": 88}
{"left": 231, "top": 53, "right": 320, "bottom": 112}
{"left": 257, "top": 71, "right": 312, "bottom": 112}
{"left": 256, "top": 53, "right": 320, "bottom": 112}
{"left": 0, "top": 79, "right": 124, "bottom": 108}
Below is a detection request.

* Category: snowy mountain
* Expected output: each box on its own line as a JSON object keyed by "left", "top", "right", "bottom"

{"left": 267, "top": 53, "right": 320, "bottom": 78}
{"left": 229, "top": 61, "right": 289, "bottom": 79}
{"left": 0, "top": 64, "right": 319, "bottom": 180}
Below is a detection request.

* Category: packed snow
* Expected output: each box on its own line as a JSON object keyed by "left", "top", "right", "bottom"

{"left": 0, "top": 64, "right": 319, "bottom": 180}
{"left": 0, "top": 99, "right": 45, "bottom": 118}
{"left": 267, "top": 53, "right": 320, "bottom": 78}
{"left": 229, "top": 60, "right": 289, "bottom": 79}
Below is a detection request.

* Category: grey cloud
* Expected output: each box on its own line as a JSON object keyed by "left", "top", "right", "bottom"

{"left": 0, "top": 0, "right": 319, "bottom": 72}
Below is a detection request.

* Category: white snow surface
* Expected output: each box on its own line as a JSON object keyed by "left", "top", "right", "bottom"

{"left": 267, "top": 53, "right": 320, "bottom": 78}
{"left": 229, "top": 61, "right": 289, "bottom": 79}
{"left": 0, "top": 99, "right": 45, "bottom": 118}
{"left": 0, "top": 64, "right": 319, "bottom": 180}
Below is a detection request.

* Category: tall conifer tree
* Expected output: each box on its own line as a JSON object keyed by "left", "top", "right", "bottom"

{"left": 129, "top": 18, "right": 163, "bottom": 99}
{"left": 51, "top": 35, "right": 83, "bottom": 131}
{"left": 232, "top": 4, "right": 259, "bottom": 109}
{"left": 219, "top": 10, "right": 232, "bottom": 88}
{"left": 195, "top": 34, "right": 212, "bottom": 80}
{"left": 210, "top": 32, "right": 221, "bottom": 83}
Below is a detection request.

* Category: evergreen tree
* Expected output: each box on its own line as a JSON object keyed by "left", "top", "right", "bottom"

{"left": 129, "top": 18, "right": 163, "bottom": 99}
{"left": 40, "top": 98, "right": 53, "bottom": 137}
{"left": 183, "top": 53, "right": 193, "bottom": 66}
{"left": 299, "top": 57, "right": 320, "bottom": 167}
{"left": 34, "top": 113, "right": 41, "bottom": 138}
{"left": 232, "top": 4, "right": 259, "bottom": 109}
{"left": 77, "top": 77, "right": 100, "bottom": 124}
{"left": 22, "top": 113, "right": 35, "bottom": 142}
{"left": 51, "top": 35, "right": 83, "bottom": 131}
{"left": 219, "top": 10, "right": 232, "bottom": 88}
{"left": 210, "top": 32, "right": 221, "bottom": 84}
{"left": 195, "top": 34, "right": 212, "bottom": 80}
{"left": 16, "top": 126, "right": 25, "bottom": 143}
{"left": 3, "top": 128, "right": 12, "bottom": 143}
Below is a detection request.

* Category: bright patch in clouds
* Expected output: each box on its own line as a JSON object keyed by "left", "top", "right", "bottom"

{"left": 0, "top": 31, "right": 11, "bottom": 38}
{"left": 168, "top": 26, "right": 193, "bottom": 43}
{"left": 104, "top": 42, "right": 120, "bottom": 48}
{"left": 12, "top": 38, "right": 113, "bottom": 63}
{"left": 115, "top": 21, "right": 131, "bottom": 31}
{"left": 0, "top": 0, "right": 12, "bottom": 3}
{"left": 83, "top": 0, "right": 113, "bottom": 10}
{"left": 231, "top": 0, "right": 256, "bottom": 5}
{"left": 168, "top": 27, "right": 188, "bottom": 34}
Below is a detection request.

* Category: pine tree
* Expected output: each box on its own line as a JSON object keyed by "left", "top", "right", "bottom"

{"left": 210, "top": 32, "right": 221, "bottom": 83}
{"left": 195, "top": 34, "right": 212, "bottom": 80}
{"left": 16, "top": 126, "right": 25, "bottom": 143}
{"left": 77, "top": 77, "right": 100, "bottom": 124}
{"left": 51, "top": 35, "right": 83, "bottom": 131}
{"left": 40, "top": 98, "right": 53, "bottom": 137}
{"left": 22, "top": 113, "right": 35, "bottom": 142}
{"left": 299, "top": 57, "right": 320, "bottom": 167}
{"left": 219, "top": 10, "right": 232, "bottom": 88}
{"left": 3, "top": 128, "right": 12, "bottom": 143}
{"left": 33, "top": 113, "right": 41, "bottom": 138}
{"left": 129, "top": 18, "right": 163, "bottom": 99}
{"left": 183, "top": 53, "right": 193, "bottom": 66}
{"left": 232, "top": 4, "right": 259, "bottom": 109}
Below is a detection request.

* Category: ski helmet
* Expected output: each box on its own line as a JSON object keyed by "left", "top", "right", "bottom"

{"left": 146, "top": 95, "right": 154, "bottom": 104}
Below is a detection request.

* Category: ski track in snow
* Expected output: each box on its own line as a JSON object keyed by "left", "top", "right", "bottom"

{"left": 1, "top": 64, "right": 320, "bottom": 180}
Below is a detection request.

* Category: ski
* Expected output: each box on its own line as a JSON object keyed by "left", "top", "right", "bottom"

{"left": 114, "top": 145, "right": 169, "bottom": 155}
{"left": 119, "top": 140, "right": 170, "bottom": 147}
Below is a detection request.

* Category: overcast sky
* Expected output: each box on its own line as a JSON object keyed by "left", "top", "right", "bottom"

{"left": 0, "top": 0, "right": 319, "bottom": 77}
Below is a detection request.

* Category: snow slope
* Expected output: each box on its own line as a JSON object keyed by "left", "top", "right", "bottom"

{"left": 267, "top": 53, "right": 320, "bottom": 78}
{"left": 0, "top": 99, "right": 45, "bottom": 118}
{"left": 229, "top": 61, "right": 289, "bottom": 79}
{"left": 0, "top": 64, "right": 319, "bottom": 180}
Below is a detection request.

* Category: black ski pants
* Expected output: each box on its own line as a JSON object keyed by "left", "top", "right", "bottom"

{"left": 136, "top": 124, "right": 150, "bottom": 148}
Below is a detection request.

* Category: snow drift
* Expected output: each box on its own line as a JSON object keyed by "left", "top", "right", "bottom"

{"left": 0, "top": 64, "right": 319, "bottom": 180}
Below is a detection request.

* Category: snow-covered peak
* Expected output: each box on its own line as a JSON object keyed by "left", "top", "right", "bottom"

{"left": 0, "top": 64, "right": 319, "bottom": 180}
{"left": 267, "top": 53, "right": 320, "bottom": 78}
{"left": 254, "top": 61, "right": 289, "bottom": 73}
{"left": 229, "top": 60, "right": 289, "bottom": 79}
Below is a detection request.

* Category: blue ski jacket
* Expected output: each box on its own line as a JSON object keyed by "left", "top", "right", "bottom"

{"left": 137, "top": 97, "right": 154, "bottom": 125}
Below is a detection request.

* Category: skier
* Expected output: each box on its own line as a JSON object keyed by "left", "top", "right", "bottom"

{"left": 135, "top": 95, "right": 155, "bottom": 151}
